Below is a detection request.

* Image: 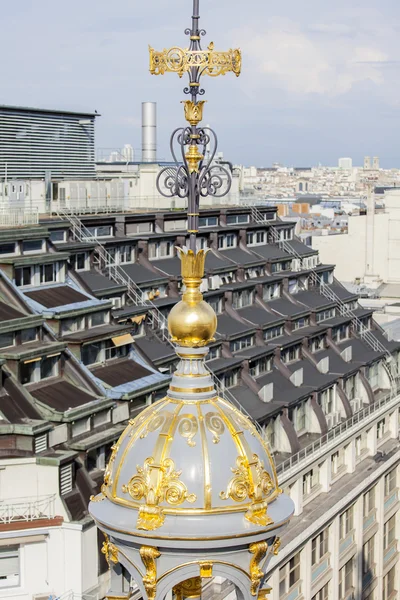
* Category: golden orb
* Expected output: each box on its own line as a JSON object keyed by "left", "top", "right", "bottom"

{"left": 168, "top": 298, "right": 217, "bottom": 347}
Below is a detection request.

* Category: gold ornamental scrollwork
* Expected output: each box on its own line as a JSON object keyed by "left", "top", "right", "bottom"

{"left": 102, "top": 443, "right": 119, "bottom": 493}
{"left": 249, "top": 541, "right": 268, "bottom": 596}
{"left": 101, "top": 534, "right": 119, "bottom": 567}
{"left": 122, "top": 457, "right": 197, "bottom": 531}
{"left": 140, "top": 545, "right": 160, "bottom": 600}
{"left": 205, "top": 412, "right": 225, "bottom": 444}
{"left": 149, "top": 44, "right": 241, "bottom": 78}
{"left": 220, "top": 454, "right": 274, "bottom": 526}
{"left": 272, "top": 537, "right": 281, "bottom": 556}
{"left": 173, "top": 576, "right": 202, "bottom": 600}
{"left": 178, "top": 414, "right": 199, "bottom": 447}
{"left": 140, "top": 414, "right": 166, "bottom": 439}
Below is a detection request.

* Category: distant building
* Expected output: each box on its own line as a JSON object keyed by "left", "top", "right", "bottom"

{"left": 364, "top": 156, "right": 371, "bottom": 169}
{"left": 373, "top": 156, "right": 380, "bottom": 170}
{"left": 0, "top": 105, "right": 98, "bottom": 180}
{"left": 338, "top": 157, "right": 353, "bottom": 169}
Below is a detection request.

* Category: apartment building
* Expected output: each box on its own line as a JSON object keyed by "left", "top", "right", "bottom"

{"left": 0, "top": 205, "right": 399, "bottom": 600}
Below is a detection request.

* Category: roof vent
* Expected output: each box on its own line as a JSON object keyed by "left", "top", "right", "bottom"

{"left": 290, "top": 368, "right": 303, "bottom": 387}
{"left": 259, "top": 382, "right": 273, "bottom": 403}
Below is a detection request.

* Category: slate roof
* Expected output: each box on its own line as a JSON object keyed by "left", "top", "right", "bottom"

{"left": 253, "top": 244, "right": 292, "bottom": 261}
{"left": 229, "top": 385, "right": 283, "bottom": 422}
{"left": 79, "top": 270, "right": 124, "bottom": 293}
{"left": 216, "top": 314, "right": 256, "bottom": 337}
{"left": 120, "top": 264, "right": 169, "bottom": 285}
{"left": 286, "top": 358, "right": 338, "bottom": 390}
{"left": 268, "top": 298, "right": 310, "bottom": 318}
{"left": 63, "top": 324, "right": 133, "bottom": 343}
{"left": 287, "top": 239, "right": 318, "bottom": 256}
{"left": 205, "top": 250, "right": 238, "bottom": 272}
{"left": 0, "top": 302, "right": 25, "bottom": 321}
{"left": 219, "top": 248, "right": 265, "bottom": 267}
{"left": 257, "top": 369, "right": 312, "bottom": 405}
{"left": 91, "top": 359, "right": 152, "bottom": 386}
{"left": 24, "top": 286, "right": 89, "bottom": 308}
{"left": 151, "top": 258, "right": 182, "bottom": 277}
{"left": 312, "top": 349, "right": 360, "bottom": 377}
{"left": 238, "top": 306, "right": 284, "bottom": 328}
{"left": 136, "top": 337, "right": 175, "bottom": 363}
{"left": 296, "top": 290, "right": 336, "bottom": 310}
{"left": 207, "top": 356, "right": 243, "bottom": 374}
{"left": 0, "top": 392, "right": 42, "bottom": 422}
{"left": 31, "top": 380, "right": 98, "bottom": 411}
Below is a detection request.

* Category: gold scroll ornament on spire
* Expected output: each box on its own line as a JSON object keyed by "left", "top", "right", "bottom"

{"left": 149, "top": 43, "right": 241, "bottom": 78}
{"left": 168, "top": 248, "right": 217, "bottom": 347}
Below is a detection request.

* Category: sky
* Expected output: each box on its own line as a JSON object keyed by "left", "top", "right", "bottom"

{"left": 2, "top": 0, "right": 400, "bottom": 167}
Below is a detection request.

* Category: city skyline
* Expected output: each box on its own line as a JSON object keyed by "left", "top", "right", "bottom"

{"left": 2, "top": 0, "right": 400, "bottom": 167}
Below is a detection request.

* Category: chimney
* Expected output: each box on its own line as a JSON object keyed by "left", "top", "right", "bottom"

{"left": 142, "top": 102, "right": 157, "bottom": 163}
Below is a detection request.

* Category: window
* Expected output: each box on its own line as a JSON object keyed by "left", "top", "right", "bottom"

{"left": 345, "top": 375, "right": 357, "bottom": 401}
{"left": 207, "top": 346, "right": 221, "bottom": 361}
{"left": 148, "top": 241, "right": 173, "bottom": 260}
{"left": 366, "top": 362, "right": 380, "bottom": 390}
{"left": 384, "top": 516, "right": 396, "bottom": 550}
{"left": 22, "top": 239, "right": 43, "bottom": 253}
{"left": 311, "top": 335, "right": 325, "bottom": 352}
{"left": 303, "top": 469, "right": 319, "bottom": 496}
{"left": 230, "top": 335, "right": 254, "bottom": 352}
{"left": 0, "top": 331, "right": 14, "bottom": 348}
{"left": 208, "top": 297, "right": 223, "bottom": 314}
{"left": 120, "top": 245, "right": 134, "bottom": 264}
{"left": 281, "top": 345, "right": 301, "bottom": 364}
{"left": 363, "top": 487, "right": 375, "bottom": 516}
{"left": 279, "top": 553, "right": 300, "bottom": 596}
{"left": 0, "top": 545, "right": 19, "bottom": 589}
{"left": 41, "top": 355, "right": 59, "bottom": 379}
{"left": 293, "top": 317, "right": 309, "bottom": 330}
{"left": 263, "top": 283, "right": 280, "bottom": 301}
{"left": 312, "top": 529, "right": 329, "bottom": 565}
{"left": 384, "top": 469, "right": 397, "bottom": 497}
{"left": 90, "top": 311, "right": 107, "bottom": 327}
{"left": 383, "top": 566, "right": 396, "bottom": 600}
{"left": 40, "top": 263, "right": 58, "bottom": 284}
{"left": 331, "top": 449, "right": 345, "bottom": 476}
{"left": 356, "top": 434, "right": 367, "bottom": 458}
{"left": 15, "top": 266, "right": 32, "bottom": 287}
{"left": 21, "top": 327, "right": 37, "bottom": 343}
{"left": 312, "top": 583, "right": 329, "bottom": 600}
{"left": 339, "top": 559, "right": 353, "bottom": 598}
{"left": 226, "top": 214, "right": 249, "bottom": 224}
{"left": 164, "top": 219, "right": 187, "bottom": 231}
{"left": 104, "top": 338, "right": 129, "bottom": 361}
{"left": 126, "top": 221, "right": 153, "bottom": 234}
{"left": 218, "top": 234, "right": 237, "bottom": 249}
{"left": 363, "top": 536, "right": 375, "bottom": 575}
{"left": 264, "top": 325, "right": 284, "bottom": 341}
{"left": 87, "top": 225, "right": 112, "bottom": 238}
{"left": 223, "top": 370, "right": 238, "bottom": 389}
{"left": 249, "top": 356, "right": 272, "bottom": 377}
{"left": 50, "top": 230, "right": 66, "bottom": 243}
{"left": 62, "top": 316, "right": 85, "bottom": 334}
{"left": 232, "top": 289, "right": 254, "bottom": 309}
{"left": 377, "top": 418, "right": 386, "bottom": 440}
{"left": 247, "top": 230, "right": 265, "bottom": 246}
{"left": 199, "top": 216, "right": 218, "bottom": 228}
{"left": 339, "top": 506, "right": 354, "bottom": 539}
{"left": 71, "top": 252, "right": 88, "bottom": 271}
{"left": 0, "top": 242, "right": 16, "bottom": 256}
{"left": 332, "top": 324, "right": 349, "bottom": 342}
{"left": 82, "top": 342, "right": 102, "bottom": 366}
{"left": 316, "top": 308, "right": 335, "bottom": 322}
{"left": 319, "top": 387, "right": 335, "bottom": 415}
{"left": 279, "top": 228, "right": 293, "bottom": 241}
{"left": 295, "top": 402, "right": 306, "bottom": 432}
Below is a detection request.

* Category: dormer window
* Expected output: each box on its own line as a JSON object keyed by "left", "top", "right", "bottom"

{"left": 148, "top": 241, "right": 173, "bottom": 260}
{"left": 0, "top": 242, "right": 17, "bottom": 256}
{"left": 263, "top": 283, "right": 280, "bottom": 301}
{"left": 264, "top": 325, "right": 284, "bottom": 341}
{"left": 50, "top": 230, "right": 66, "bottom": 243}
{"left": 232, "top": 289, "right": 253, "bottom": 309}
{"left": 310, "top": 334, "right": 325, "bottom": 352}
{"left": 20, "top": 354, "right": 60, "bottom": 384}
{"left": 226, "top": 214, "right": 249, "bottom": 225}
{"left": 87, "top": 225, "right": 113, "bottom": 238}
{"left": 208, "top": 297, "right": 223, "bottom": 314}
{"left": 279, "top": 228, "right": 293, "bottom": 241}
{"left": 199, "top": 216, "right": 218, "bottom": 228}
{"left": 218, "top": 234, "right": 236, "bottom": 249}
{"left": 0, "top": 331, "right": 14, "bottom": 348}
{"left": 293, "top": 317, "right": 309, "bottom": 330}
{"left": 207, "top": 346, "right": 221, "bottom": 361}
{"left": 249, "top": 355, "right": 272, "bottom": 377}
{"left": 230, "top": 335, "right": 254, "bottom": 352}
{"left": 119, "top": 245, "right": 134, "bottom": 264}
{"left": 70, "top": 252, "right": 89, "bottom": 271}
{"left": 23, "top": 239, "right": 44, "bottom": 254}
{"left": 316, "top": 308, "right": 335, "bottom": 322}
{"left": 281, "top": 345, "right": 301, "bottom": 364}
{"left": 222, "top": 369, "right": 239, "bottom": 389}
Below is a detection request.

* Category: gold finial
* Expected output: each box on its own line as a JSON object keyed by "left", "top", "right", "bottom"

{"left": 168, "top": 247, "right": 216, "bottom": 347}
{"left": 185, "top": 145, "right": 204, "bottom": 174}
{"left": 183, "top": 100, "right": 206, "bottom": 125}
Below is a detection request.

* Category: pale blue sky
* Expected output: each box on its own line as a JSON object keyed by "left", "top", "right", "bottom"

{"left": 1, "top": 0, "right": 400, "bottom": 167}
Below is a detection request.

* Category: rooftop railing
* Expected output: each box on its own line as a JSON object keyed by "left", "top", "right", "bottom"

{"left": 277, "top": 386, "right": 400, "bottom": 479}
{"left": 0, "top": 207, "right": 39, "bottom": 227}
{"left": 0, "top": 494, "right": 56, "bottom": 524}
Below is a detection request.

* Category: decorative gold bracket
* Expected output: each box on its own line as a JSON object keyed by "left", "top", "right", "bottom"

{"left": 140, "top": 546, "right": 161, "bottom": 600}
{"left": 101, "top": 534, "right": 119, "bottom": 567}
{"left": 149, "top": 44, "right": 241, "bottom": 78}
{"left": 249, "top": 541, "right": 268, "bottom": 596}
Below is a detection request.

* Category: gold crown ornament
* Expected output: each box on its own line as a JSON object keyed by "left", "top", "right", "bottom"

{"left": 168, "top": 247, "right": 217, "bottom": 347}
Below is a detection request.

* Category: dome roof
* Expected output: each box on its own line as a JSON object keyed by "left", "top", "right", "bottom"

{"left": 100, "top": 391, "right": 280, "bottom": 531}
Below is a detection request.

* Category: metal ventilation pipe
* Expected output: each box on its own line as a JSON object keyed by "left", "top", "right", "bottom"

{"left": 142, "top": 102, "right": 157, "bottom": 162}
